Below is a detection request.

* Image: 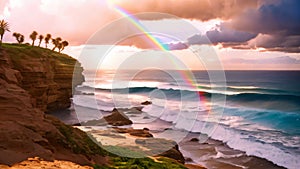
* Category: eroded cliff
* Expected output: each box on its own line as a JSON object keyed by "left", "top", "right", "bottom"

{"left": 0, "top": 44, "right": 108, "bottom": 166}
{"left": 1, "top": 44, "right": 84, "bottom": 112}
{"left": 0, "top": 44, "right": 188, "bottom": 169}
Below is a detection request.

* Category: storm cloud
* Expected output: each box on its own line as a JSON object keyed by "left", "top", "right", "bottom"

{"left": 188, "top": 24, "right": 257, "bottom": 45}
{"left": 225, "top": 0, "right": 300, "bottom": 52}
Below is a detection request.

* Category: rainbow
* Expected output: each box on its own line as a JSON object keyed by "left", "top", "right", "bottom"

{"left": 111, "top": 4, "right": 209, "bottom": 112}
{"left": 113, "top": 5, "right": 169, "bottom": 50}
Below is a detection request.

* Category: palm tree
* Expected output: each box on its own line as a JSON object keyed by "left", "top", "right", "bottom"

{"left": 52, "top": 37, "right": 61, "bottom": 51}
{"left": 52, "top": 39, "right": 57, "bottom": 50}
{"left": 57, "top": 42, "right": 63, "bottom": 53}
{"left": 38, "top": 34, "right": 44, "bottom": 47}
{"left": 0, "top": 19, "right": 10, "bottom": 46}
{"left": 12, "top": 32, "right": 24, "bottom": 44}
{"left": 44, "top": 34, "right": 51, "bottom": 48}
{"left": 29, "top": 31, "right": 38, "bottom": 46}
{"left": 61, "top": 40, "right": 69, "bottom": 52}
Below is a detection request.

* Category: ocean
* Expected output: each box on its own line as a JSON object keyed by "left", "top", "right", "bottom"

{"left": 72, "top": 70, "right": 300, "bottom": 169}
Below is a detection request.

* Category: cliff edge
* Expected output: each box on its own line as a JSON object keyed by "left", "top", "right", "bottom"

{"left": 0, "top": 44, "right": 108, "bottom": 166}
{"left": 0, "top": 44, "right": 188, "bottom": 169}
{"left": 1, "top": 43, "right": 84, "bottom": 113}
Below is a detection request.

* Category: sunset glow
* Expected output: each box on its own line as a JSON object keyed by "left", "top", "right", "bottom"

{"left": 0, "top": 0, "right": 299, "bottom": 70}
{"left": 0, "top": 1, "right": 299, "bottom": 169}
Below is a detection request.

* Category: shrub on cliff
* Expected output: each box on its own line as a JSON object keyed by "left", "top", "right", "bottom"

{"left": 0, "top": 19, "right": 10, "bottom": 46}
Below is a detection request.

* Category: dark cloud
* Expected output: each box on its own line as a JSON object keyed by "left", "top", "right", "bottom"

{"left": 206, "top": 25, "right": 257, "bottom": 43}
{"left": 225, "top": 0, "right": 300, "bottom": 53}
{"left": 158, "top": 0, "right": 300, "bottom": 53}
{"left": 187, "top": 24, "right": 257, "bottom": 45}
{"left": 229, "top": 0, "right": 300, "bottom": 35}
{"left": 246, "top": 34, "right": 300, "bottom": 52}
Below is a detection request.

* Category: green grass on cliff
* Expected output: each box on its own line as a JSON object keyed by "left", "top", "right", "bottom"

{"left": 109, "top": 157, "right": 186, "bottom": 169}
{"left": 1, "top": 43, "right": 77, "bottom": 65}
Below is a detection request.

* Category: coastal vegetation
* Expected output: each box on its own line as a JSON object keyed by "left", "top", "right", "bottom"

{"left": 0, "top": 19, "right": 10, "bottom": 46}
{"left": 12, "top": 32, "right": 24, "bottom": 44}
{"left": 0, "top": 19, "right": 69, "bottom": 53}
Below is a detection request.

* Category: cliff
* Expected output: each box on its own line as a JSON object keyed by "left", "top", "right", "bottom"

{"left": 0, "top": 44, "right": 108, "bottom": 166}
{"left": 1, "top": 43, "right": 84, "bottom": 113}
{"left": 0, "top": 44, "right": 187, "bottom": 169}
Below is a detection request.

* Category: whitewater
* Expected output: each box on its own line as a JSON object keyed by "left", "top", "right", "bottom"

{"left": 73, "top": 70, "right": 300, "bottom": 169}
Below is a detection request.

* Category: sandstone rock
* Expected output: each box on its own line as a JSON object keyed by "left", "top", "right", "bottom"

{"left": 1, "top": 157, "right": 93, "bottom": 169}
{"left": 129, "top": 129, "right": 153, "bottom": 137}
{"left": 103, "top": 108, "right": 133, "bottom": 126}
{"left": 112, "top": 127, "right": 153, "bottom": 137}
{"left": 190, "top": 138, "right": 199, "bottom": 142}
{"left": 185, "top": 164, "right": 207, "bottom": 169}
{"left": 134, "top": 137, "right": 185, "bottom": 164}
{"left": 141, "top": 101, "right": 152, "bottom": 105}
{"left": 0, "top": 46, "right": 108, "bottom": 166}
{"left": 3, "top": 47, "right": 84, "bottom": 113}
{"left": 185, "top": 157, "right": 193, "bottom": 162}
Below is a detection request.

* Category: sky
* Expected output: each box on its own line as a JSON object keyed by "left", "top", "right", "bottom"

{"left": 0, "top": 0, "right": 300, "bottom": 70}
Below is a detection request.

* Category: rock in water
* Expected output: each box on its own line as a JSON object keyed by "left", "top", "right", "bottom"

{"left": 141, "top": 101, "right": 152, "bottom": 105}
{"left": 190, "top": 138, "right": 199, "bottom": 142}
{"left": 104, "top": 108, "right": 133, "bottom": 126}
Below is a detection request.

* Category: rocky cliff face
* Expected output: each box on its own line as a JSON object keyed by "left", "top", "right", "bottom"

{"left": 0, "top": 44, "right": 107, "bottom": 166}
{"left": 1, "top": 44, "right": 84, "bottom": 112}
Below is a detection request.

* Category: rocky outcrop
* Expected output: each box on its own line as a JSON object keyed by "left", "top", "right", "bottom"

{"left": 0, "top": 44, "right": 107, "bottom": 166}
{"left": 104, "top": 108, "right": 133, "bottom": 126}
{"left": 113, "top": 127, "right": 153, "bottom": 137}
{"left": 141, "top": 101, "right": 152, "bottom": 105}
{"left": 1, "top": 44, "right": 84, "bottom": 113}
{"left": 83, "top": 108, "right": 133, "bottom": 126}
{"left": 111, "top": 127, "right": 184, "bottom": 163}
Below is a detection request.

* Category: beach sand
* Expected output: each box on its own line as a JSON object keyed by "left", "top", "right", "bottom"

{"left": 0, "top": 157, "right": 93, "bottom": 169}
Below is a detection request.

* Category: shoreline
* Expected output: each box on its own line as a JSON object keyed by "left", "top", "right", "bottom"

{"left": 178, "top": 133, "right": 285, "bottom": 169}
{"left": 50, "top": 105, "right": 286, "bottom": 169}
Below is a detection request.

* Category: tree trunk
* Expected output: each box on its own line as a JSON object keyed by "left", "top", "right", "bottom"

{"left": 0, "top": 34, "right": 3, "bottom": 46}
{"left": 32, "top": 40, "right": 35, "bottom": 46}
